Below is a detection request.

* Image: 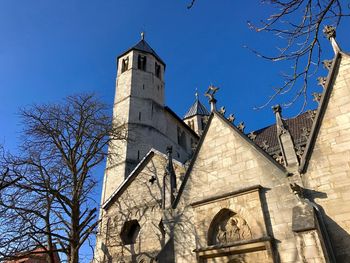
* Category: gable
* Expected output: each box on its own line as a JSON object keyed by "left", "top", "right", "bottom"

{"left": 176, "top": 112, "right": 287, "bottom": 205}
{"left": 172, "top": 112, "right": 301, "bottom": 263}
{"left": 99, "top": 151, "right": 186, "bottom": 261}
{"left": 298, "top": 52, "right": 350, "bottom": 261}
{"left": 104, "top": 150, "right": 185, "bottom": 210}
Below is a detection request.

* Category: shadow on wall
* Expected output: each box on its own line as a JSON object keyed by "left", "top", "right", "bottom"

{"left": 101, "top": 243, "right": 112, "bottom": 263}
{"left": 97, "top": 157, "right": 200, "bottom": 263}
{"left": 305, "top": 188, "right": 350, "bottom": 263}
{"left": 259, "top": 187, "right": 282, "bottom": 263}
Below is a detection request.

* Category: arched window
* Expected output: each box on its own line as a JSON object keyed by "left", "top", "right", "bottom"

{"left": 207, "top": 209, "right": 252, "bottom": 246}
{"left": 120, "top": 220, "right": 141, "bottom": 245}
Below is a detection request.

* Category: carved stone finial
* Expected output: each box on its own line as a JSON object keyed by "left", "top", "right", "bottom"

{"left": 248, "top": 131, "right": 257, "bottom": 141}
{"left": 323, "top": 25, "right": 341, "bottom": 54}
{"left": 317, "top": 77, "right": 327, "bottom": 89}
{"left": 272, "top": 104, "right": 281, "bottom": 114}
{"left": 141, "top": 31, "right": 145, "bottom": 40}
{"left": 301, "top": 127, "right": 311, "bottom": 140}
{"left": 307, "top": 109, "right": 317, "bottom": 121}
{"left": 260, "top": 140, "right": 269, "bottom": 151}
{"left": 273, "top": 152, "right": 284, "bottom": 165}
{"left": 219, "top": 106, "right": 226, "bottom": 115}
{"left": 237, "top": 122, "right": 245, "bottom": 132}
{"left": 312, "top": 92, "right": 322, "bottom": 104}
{"left": 295, "top": 145, "right": 305, "bottom": 161}
{"left": 323, "top": 25, "right": 336, "bottom": 40}
{"left": 273, "top": 104, "right": 288, "bottom": 135}
{"left": 195, "top": 88, "right": 198, "bottom": 100}
{"left": 227, "top": 114, "right": 235, "bottom": 123}
{"left": 322, "top": 60, "right": 333, "bottom": 70}
{"left": 166, "top": 146, "right": 172, "bottom": 155}
{"left": 205, "top": 85, "right": 219, "bottom": 111}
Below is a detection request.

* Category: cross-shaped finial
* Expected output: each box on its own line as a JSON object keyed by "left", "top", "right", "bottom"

{"left": 205, "top": 85, "right": 219, "bottom": 101}
{"left": 205, "top": 85, "right": 219, "bottom": 111}
{"left": 195, "top": 88, "right": 198, "bottom": 100}
{"left": 141, "top": 31, "right": 145, "bottom": 40}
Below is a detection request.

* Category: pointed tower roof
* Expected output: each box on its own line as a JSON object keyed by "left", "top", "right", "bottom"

{"left": 184, "top": 94, "right": 210, "bottom": 119}
{"left": 118, "top": 32, "right": 165, "bottom": 66}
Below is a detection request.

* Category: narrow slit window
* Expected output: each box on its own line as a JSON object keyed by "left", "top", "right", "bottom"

{"left": 121, "top": 57, "right": 129, "bottom": 73}
{"left": 155, "top": 62, "right": 161, "bottom": 79}
{"left": 138, "top": 55, "right": 146, "bottom": 71}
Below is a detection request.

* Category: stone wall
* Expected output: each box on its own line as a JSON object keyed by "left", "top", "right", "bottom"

{"left": 95, "top": 152, "right": 186, "bottom": 263}
{"left": 102, "top": 48, "right": 197, "bottom": 203}
{"left": 174, "top": 113, "right": 308, "bottom": 263}
{"left": 303, "top": 53, "right": 350, "bottom": 262}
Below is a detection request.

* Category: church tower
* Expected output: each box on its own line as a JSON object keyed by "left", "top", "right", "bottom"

{"left": 101, "top": 34, "right": 197, "bottom": 203}
{"left": 183, "top": 92, "right": 210, "bottom": 136}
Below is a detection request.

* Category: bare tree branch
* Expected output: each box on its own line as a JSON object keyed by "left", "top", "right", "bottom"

{"left": 188, "top": 0, "right": 350, "bottom": 112}
{"left": 0, "top": 94, "right": 127, "bottom": 263}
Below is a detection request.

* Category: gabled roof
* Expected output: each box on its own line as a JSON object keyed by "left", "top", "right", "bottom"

{"left": 102, "top": 150, "right": 155, "bottom": 209}
{"left": 183, "top": 99, "right": 210, "bottom": 119}
{"left": 118, "top": 39, "right": 166, "bottom": 67}
{"left": 102, "top": 148, "right": 185, "bottom": 210}
{"left": 253, "top": 111, "right": 314, "bottom": 155}
{"left": 173, "top": 111, "right": 287, "bottom": 208}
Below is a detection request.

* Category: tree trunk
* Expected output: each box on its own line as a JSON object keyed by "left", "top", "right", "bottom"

{"left": 70, "top": 200, "right": 80, "bottom": 263}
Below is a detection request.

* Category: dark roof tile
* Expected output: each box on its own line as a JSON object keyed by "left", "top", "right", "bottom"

{"left": 184, "top": 99, "right": 210, "bottom": 119}
{"left": 118, "top": 39, "right": 165, "bottom": 66}
{"left": 252, "top": 111, "right": 314, "bottom": 154}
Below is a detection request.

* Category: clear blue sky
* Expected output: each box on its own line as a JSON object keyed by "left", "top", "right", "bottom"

{"left": 1, "top": 1, "right": 349, "bottom": 261}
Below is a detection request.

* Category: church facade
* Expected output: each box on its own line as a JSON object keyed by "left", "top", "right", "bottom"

{"left": 94, "top": 27, "right": 350, "bottom": 263}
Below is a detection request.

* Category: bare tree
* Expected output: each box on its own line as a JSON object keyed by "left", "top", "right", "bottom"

{"left": 248, "top": 0, "right": 349, "bottom": 110}
{"left": 0, "top": 146, "right": 21, "bottom": 192}
{"left": 0, "top": 94, "right": 127, "bottom": 263}
{"left": 0, "top": 168, "right": 15, "bottom": 192}
{"left": 187, "top": 0, "right": 350, "bottom": 111}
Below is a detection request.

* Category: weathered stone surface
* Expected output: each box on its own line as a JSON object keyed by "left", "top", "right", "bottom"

{"left": 303, "top": 54, "right": 350, "bottom": 262}
{"left": 95, "top": 38, "right": 350, "bottom": 263}
{"left": 292, "top": 201, "right": 316, "bottom": 232}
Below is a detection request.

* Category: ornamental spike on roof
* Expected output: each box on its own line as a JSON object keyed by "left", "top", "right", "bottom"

{"left": 184, "top": 97, "right": 210, "bottom": 119}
